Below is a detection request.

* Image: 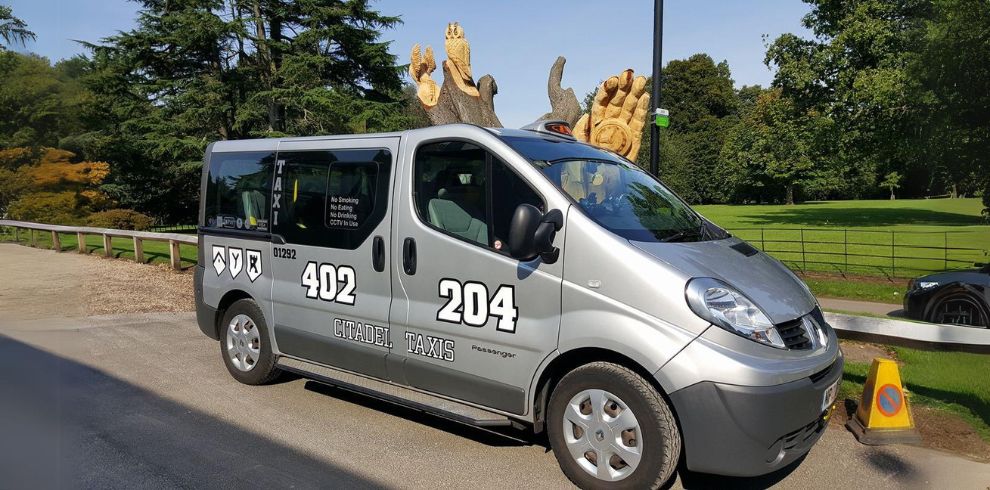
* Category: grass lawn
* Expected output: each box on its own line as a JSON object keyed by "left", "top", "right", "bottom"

{"left": 696, "top": 198, "right": 989, "bottom": 278}
{"left": 0, "top": 227, "right": 198, "bottom": 268}
{"left": 839, "top": 346, "right": 990, "bottom": 441}
{"left": 803, "top": 276, "right": 905, "bottom": 304}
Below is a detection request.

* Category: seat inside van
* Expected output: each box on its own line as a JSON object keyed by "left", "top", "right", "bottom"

{"left": 427, "top": 169, "right": 488, "bottom": 244}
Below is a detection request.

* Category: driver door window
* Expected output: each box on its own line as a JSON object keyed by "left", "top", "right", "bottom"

{"left": 414, "top": 141, "right": 542, "bottom": 253}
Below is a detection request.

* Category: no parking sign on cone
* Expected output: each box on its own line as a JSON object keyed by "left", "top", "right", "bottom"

{"left": 846, "top": 358, "right": 921, "bottom": 445}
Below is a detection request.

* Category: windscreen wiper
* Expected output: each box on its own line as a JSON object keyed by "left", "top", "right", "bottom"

{"left": 662, "top": 219, "right": 711, "bottom": 242}
{"left": 661, "top": 228, "right": 701, "bottom": 243}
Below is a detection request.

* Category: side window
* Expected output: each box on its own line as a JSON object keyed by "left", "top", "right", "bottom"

{"left": 204, "top": 151, "right": 275, "bottom": 231}
{"left": 491, "top": 158, "right": 543, "bottom": 246}
{"left": 414, "top": 141, "right": 543, "bottom": 253}
{"left": 274, "top": 149, "right": 391, "bottom": 249}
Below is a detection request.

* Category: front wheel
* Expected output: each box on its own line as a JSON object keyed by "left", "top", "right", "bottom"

{"left": 547, "top": 362, "right": 681, "bottom": 489}
{"left": 927, "top": 292, "right": 989, "bottom": 327}
{"left": 220, "top": 299, "right": 282, "bottom": 384}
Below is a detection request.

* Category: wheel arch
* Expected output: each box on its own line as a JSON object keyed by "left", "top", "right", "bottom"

{"left": 530, "top": 347, "right": 679, "bottom": 435}
{"left": 924, "top": 283, "right": 990, "bottom": 325}
{"left": 213, "top": 289, "right": 257, "bottom": 338}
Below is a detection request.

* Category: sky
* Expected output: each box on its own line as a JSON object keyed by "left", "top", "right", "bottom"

{"left": 10, "top": 0, "right": 813, "bottom": 128}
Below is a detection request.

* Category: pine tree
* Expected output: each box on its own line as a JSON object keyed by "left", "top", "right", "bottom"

{"left": 84, "top": 0, "right": 414, "bottom": 222}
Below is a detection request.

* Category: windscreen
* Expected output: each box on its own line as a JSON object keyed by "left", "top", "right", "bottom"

{"left": 501, "top": 135, "right": 718, "bottom": 243}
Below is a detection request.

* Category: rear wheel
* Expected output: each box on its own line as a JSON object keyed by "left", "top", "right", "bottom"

{"left": 927, "top": 293, "right": 989, "bottom": 328}
{"left": 220, "top": 299, "right": 282, "bottom": 384}
{"left": 547, "top": 362, "right": 681, "bottom": 489}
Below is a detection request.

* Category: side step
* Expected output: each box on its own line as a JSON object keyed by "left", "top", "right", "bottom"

{"left": 276, "top": 356, "right": 515, "bottom": 428}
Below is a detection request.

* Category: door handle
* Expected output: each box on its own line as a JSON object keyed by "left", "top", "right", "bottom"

{"left": 402, "top": 237, "right": 417, "bottom": 275}
{"left": 372, "top": 236, "right": 385, "bottom": 272}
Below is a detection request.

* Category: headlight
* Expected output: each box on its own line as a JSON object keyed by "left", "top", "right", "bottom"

{"left": 685, "top": 278, "right": 786, "bottom": 349}
{"left": 916, "top": 281, "right": 939, "bottom": 290}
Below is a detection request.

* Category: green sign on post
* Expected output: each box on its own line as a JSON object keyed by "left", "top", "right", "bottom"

{"left": 654, "top": 108, "right": 670, "bottom": 128}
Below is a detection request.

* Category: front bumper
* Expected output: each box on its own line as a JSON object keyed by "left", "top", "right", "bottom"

{"left": 903, "top": 288, "right": 931, "bottom": 321}
{"left": 668, "top": 354, "right": 843, "bottom": 477}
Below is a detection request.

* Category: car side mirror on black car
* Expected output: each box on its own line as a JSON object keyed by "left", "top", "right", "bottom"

{"left": 508, "top": 204, "right": 562, "bottom": 264}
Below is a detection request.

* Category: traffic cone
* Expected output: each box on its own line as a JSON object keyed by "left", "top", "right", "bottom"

{"left": 846, "top": 358, "right": 921, "bottom": 445}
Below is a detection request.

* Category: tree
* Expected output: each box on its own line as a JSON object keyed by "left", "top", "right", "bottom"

{"left": 881, "top": 171, "right": 902, "bottom": 200}
{"left": 766, "top": 0, "right": 933, "bottom": 199}
{"left": 0, "top": 52, "right": 93, "bottom": 148}
{"left": 915, "top": 0, "right": 990, "bottom": 206}
{"left": 654, "top": 54, "right": 740, "bottom": 203}
{"left": 82, "top": 0, "right": 415, "bottom": 223}
{"left": 5, "top": 147, "right": 110, "bottom": 224}
{"left": 0, "top": 5, "right": 34, "bottom": 48}
{"left": 721, "top": 89, "right": 816, "bottom": 204}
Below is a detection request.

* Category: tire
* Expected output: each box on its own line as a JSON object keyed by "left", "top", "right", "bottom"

{"left": 547, "top": 362, "right": 681, "bottom": 489}
{"left": 926, "top": 292, "right": 990, "bottom": 328}
{"left": 219, "top": 299, "right": 282, "bottom": 385}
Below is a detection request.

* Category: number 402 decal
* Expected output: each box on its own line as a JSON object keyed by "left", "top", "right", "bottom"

{"left": 437, "top": 279, "right": 518, "bottom": 333}
{"left": 301, "top": 262, "right": 356, "bottom": 305}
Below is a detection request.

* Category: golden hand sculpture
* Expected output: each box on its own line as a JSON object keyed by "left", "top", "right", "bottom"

{"left": 573, "top": 69, "right": 650, "bottom": 161}
{"left": 410, "top": 43, "right": 439, "bottom": 108}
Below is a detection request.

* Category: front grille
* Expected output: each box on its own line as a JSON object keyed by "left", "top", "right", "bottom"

{"left": 809, "top": 360, "right": 837, "bottom": 384}
{"left": 777, "top": 318, "right": 812, "bottom": 350}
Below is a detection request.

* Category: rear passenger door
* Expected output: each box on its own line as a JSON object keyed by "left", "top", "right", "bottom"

{"left": 270, "top": 138, "right": 399, "bottom": 381}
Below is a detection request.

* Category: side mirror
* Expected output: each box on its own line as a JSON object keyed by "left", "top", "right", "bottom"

{"left": 508, "top": 204, "right": 563, "bottom": 263}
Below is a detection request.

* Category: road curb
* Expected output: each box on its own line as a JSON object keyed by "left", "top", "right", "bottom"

{"left": 825, "top": 311, "right": 990, "bottom": 353}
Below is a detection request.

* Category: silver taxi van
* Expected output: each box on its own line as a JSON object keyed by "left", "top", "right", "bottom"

{"left": 194, "top": 122, "right": 842, "bottom": 488}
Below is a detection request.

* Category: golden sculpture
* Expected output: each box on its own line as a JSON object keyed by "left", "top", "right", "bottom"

{"left": 409, "top": 43, "right": 439, "bottom": 107}
{"left": 410, "top": 22, "right": 481, "bottom": 109}
{"left": 573, "top": 69, "right": 651, "bottom": 161}
{"left": 443, "top": 22, "right": 478, "bottom": 97}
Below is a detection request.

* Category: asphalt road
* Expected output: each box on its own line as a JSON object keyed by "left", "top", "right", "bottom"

{"left": 1, "top": 243, "right": 989, "bottom": 489}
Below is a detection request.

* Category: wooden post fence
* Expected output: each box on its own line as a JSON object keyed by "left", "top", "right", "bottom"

{"left": 133, "top": 237, "right": 144, "bottom": 264}
{"left": 0, "top": 220, "right": 197, "bottom": 271}
{"left": 103, "top": 234, "right": 113, "bottom": 258}
{"left": 169, "top": 240, "right": 181, "bottom": 270}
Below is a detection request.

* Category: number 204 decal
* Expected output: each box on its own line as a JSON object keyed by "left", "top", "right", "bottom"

{"left": 437, "top": 279, "right": 518, "bottom": 333}
{"left": 301, "top": 262, "right": 356, "bottom": 305}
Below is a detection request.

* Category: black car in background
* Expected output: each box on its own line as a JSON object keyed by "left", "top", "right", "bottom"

{"left": 904, "top": 264, "right": 990, "bottom": 327}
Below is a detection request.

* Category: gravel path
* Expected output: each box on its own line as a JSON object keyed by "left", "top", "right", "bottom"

{"left": 0, "top": 243, "right": 192, "bottom": 322}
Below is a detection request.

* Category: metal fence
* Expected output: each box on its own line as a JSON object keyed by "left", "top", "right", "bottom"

{"left": 729, "top": 227, "right": 989, "bottom": 278}
{"left": 4, "top": 219, "right": 987, "bottom": 279}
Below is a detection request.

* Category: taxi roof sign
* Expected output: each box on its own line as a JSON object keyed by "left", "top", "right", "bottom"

{"left": 521, "top": 120, "right": 576, "bottom": 140}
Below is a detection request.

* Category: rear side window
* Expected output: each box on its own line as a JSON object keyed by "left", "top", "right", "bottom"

{"left": 204, "top": 151, "right": 275, "bottom": 231}
{"left": 414, "top": 141, "right": 543, "bottom": 254}
{"left": 273, "top": 149, "right": 391, "bottom": 249}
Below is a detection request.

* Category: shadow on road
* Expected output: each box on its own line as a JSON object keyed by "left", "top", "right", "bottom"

{"left": 673, "top": 454, "right": 806, "bottom": 489}
{"left": 0, "top": 334, "right": 380, "bottom": 489}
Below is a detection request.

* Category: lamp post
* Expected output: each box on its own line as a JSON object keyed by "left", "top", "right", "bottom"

{"left": 649, "top": 0, "right": 664, "bottom": 177}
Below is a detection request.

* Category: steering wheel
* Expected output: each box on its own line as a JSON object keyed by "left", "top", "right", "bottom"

{"left": 601, "top": 192, "right": 631, "bottom": 211}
